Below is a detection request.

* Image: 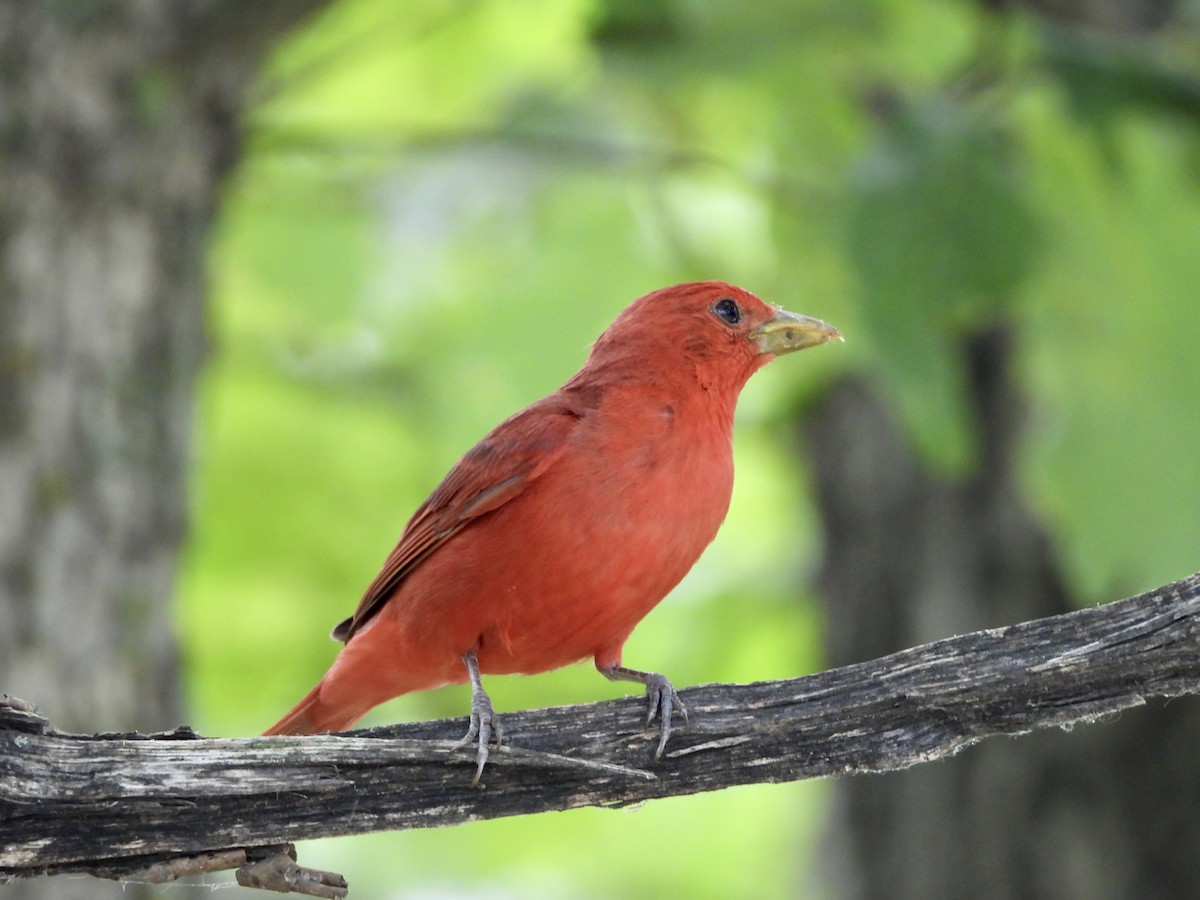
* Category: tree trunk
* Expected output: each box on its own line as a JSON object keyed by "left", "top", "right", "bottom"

{"left": 807, "top": 329, "right": 1200, "bottom": 899}
{"left": 0, "top": 3, "right": 328, "bottom": 897}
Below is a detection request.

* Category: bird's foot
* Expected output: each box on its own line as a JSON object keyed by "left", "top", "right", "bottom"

{"left": 452, "top": 649, "right": 502, "bottom": 787}
{"left": 450, "top": 688, "right": 502, "bottom": 787}
{"left": 642, "top": 672, "right": 688, "bottom": 759}
{"left": 600, "top": 664, "right": 687, "bottom": 761}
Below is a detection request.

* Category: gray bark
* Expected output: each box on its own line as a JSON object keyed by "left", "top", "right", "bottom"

{"left": 2, "top": 571, "right": 1198, "bottom": 893}
{"left": 808, "top": 329, "right": 1200, "bottom": 899}
{"left": 0, "top": 3, "right": 329, "bottom": 898}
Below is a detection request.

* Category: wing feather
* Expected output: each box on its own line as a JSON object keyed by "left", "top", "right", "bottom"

{"left": 331, "top": 397, "right": 590, "bottom": 642}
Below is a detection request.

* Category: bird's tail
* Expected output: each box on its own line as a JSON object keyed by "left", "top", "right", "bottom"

{"left": 263, "top": 680, "right": 370, "bottom": 736}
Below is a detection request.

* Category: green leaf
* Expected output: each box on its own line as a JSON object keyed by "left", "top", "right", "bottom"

{"left": 846, "top": 95, "right": 1042, "bottom": 471}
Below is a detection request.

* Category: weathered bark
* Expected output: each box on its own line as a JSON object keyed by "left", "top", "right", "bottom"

{"left": 0, "top": 3, "right": 329, "bottom": 898}
{"left": 808, "top": 330, "right": 1200, "bottom": 899}
{"left": 1, "top": 571, "right": 1198, "bottom": 894}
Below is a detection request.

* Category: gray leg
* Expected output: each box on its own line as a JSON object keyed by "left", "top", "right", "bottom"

{"left": 598, "top": 663, "right": 687, "bottom": 760}
{"left": 450, "top": 649, "right": 501, "bottom": 787}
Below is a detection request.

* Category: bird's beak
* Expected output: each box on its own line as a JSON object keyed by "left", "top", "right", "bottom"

{"left": 750, "top": 308, "right": 843, "bottom": 356}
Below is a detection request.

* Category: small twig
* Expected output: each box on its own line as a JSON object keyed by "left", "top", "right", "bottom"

{"left": 236, "top": 845, "right": 348, "bottom": 898}
{"left": 136, "top": 849, "right": 250, "bottom": 884}
{"left": 0, "top": 694, "right": 48, "bottom": 735}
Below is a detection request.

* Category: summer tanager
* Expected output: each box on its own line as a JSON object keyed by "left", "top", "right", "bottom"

{"left": 266, "top": 281, "right": 841, "bottom": 783}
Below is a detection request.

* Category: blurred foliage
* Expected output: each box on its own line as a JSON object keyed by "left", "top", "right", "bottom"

{"left": 848, "top": 92, "right": 1043, "bottom": 469}
{"left": 179, "top": 0, "right": 1200, "bottom": 895}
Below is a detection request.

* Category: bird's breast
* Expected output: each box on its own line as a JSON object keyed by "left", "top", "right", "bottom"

{"left": 376, "top": 392, "right": 737, "bottom": 679}
{"left": 477, "top": 396, "right": 735, "bottom": 671}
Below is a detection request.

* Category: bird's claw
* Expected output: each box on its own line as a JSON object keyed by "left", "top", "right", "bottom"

{"left": 452, "top": 655, "right": 502, "bottom": 787}
{"left": 642, "top": 672, "right": 687, "bottom": 761}
{"left": 599, "top": 664, "right": 688, "bottom": 761}
{"left": 451, "top": 696, "right": 501, "bottom": 787}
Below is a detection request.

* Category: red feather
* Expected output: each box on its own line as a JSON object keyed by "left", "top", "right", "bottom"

{"left": 265, "top": 282, "right": 839, "bottom": 746}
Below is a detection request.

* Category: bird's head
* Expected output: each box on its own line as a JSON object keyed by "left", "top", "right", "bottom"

{"left": 587, "top": 281, "right": 842, "bottom": 396}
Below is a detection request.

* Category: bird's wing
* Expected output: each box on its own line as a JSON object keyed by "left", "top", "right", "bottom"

{"left": 331, "top": 398, "right": 588, "bottom": 642}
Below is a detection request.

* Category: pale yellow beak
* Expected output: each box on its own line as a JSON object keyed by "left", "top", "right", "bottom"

{"left": 750, "top": 308, "right": 843, "bottom": 356}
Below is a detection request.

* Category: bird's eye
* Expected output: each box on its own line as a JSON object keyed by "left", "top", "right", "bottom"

{"left": 711, "top": 297, "right": 742, "bottom": 325}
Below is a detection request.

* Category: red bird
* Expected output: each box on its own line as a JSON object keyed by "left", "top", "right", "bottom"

{"left": 266, "top": 281, "right": 841, "bottom": 783}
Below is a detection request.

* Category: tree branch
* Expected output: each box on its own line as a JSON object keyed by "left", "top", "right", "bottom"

{"left": 3, "top": 572, "right": 1199, "bottom": 894}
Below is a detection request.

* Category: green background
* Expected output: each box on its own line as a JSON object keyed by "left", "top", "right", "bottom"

{"left": 178, "top": 1, "right": 1200, "bottom": 895}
